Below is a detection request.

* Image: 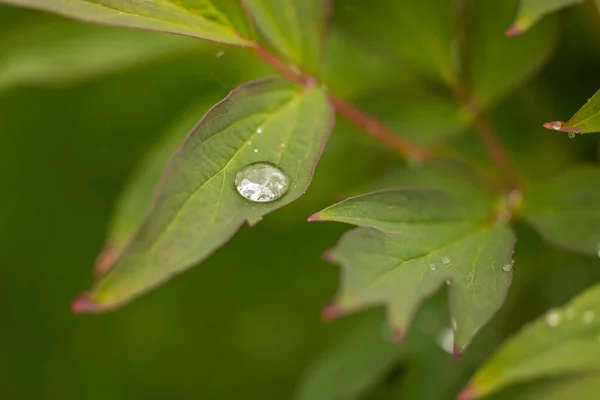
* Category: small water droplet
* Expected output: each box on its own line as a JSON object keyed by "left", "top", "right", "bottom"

{"left": 502, "top": 264, "right": 512, "bottom": 272}
{"left": 215, "top": 50, "right": 225, "bottom": 58}
{"left": 546, "top": 310, "right": 562, "bottom": 327}
{"left": 280, "top": 143, "right": 286, "bottom": 148}
{"left": 568, "top": 132, "right": 576, "bottom": 139}
{"left": 235, "top": 162, "right": 289, "bottom": 203}
{"left": 248, "top": 140, "right": 252, "bottom": 145}
{"left": 582, "top": 310, "right": 595, "bottom": 325}
{"left": 430, "top": 263, "right": 437, "bottom": 271}
{"left": 442, "top": 256, "right": 451, "bottom": 266}
{"left": 254, "top": 149, "right": 259, "bottom": 153}
{"left": 468, "top": 272, "right": 474, "bottom": 278}
{"left": 256, "top": 127, "right": 263, "bottom": 134}
{"left": 437, "top": 327, "right": 454, "bottom": 354}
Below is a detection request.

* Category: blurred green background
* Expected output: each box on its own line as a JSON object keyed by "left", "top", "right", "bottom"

{"left": 1, "top": 1, "right": 600, "bottom": 399}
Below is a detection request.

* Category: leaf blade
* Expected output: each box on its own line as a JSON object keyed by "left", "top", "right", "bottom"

{"left": 462, "top": 283, "right": 600, "bottom": 399}
{"left": 243, "top": 0, "right": 328, "bottom": 73}
{"left": 0, "top": 0, "right": 254, "bottom": 46}
{"left": 75, "top": 79, "right": 334, "bottom": 312}
{"left": 312, "top": 190, "right": 515, "bottom": 351}
{"left": 509, "top": 0, "right": 583, "bottom": 36}
{"left": 522, "top": 166, "right": 600, "bottom": 256}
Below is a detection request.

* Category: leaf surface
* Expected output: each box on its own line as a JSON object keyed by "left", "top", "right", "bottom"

{"left": 461, "top": 283, "right": 600, "bottom": 399}
{"left": 543, "top": 89, "right": 600, "bottom": 134}
{"left": 74, "top": 79, "right": 333, "bottom": 312}
{"left": 465, "top": 0, "right": 558, "bottom": 107}
{"left": 522, "top": 166, "right": 600, "bottom": 256}
{"left": 243, "top": 0, "right": 328, "bottom": 73}
{"left": 95, "top": 101, "right": 217, "bottom": 274}
{"left": 333, "top": 0, "right": 456, "bottom": 85}
{"left": 310, "top": 189, "right": 515, "bottom": 351}
{"left": 0, "top": 18, "right": 203, "bottom": 91}
{"left": 0, "top": 0, "right": 253, "bottom": 46}
{"left": 509, "top": 0, "right": 583, "bottom": 35}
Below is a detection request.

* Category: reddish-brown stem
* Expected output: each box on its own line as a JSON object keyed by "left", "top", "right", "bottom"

{"left": 327, "top": 95, "right": 431, "bottom": 160}
{"left": 455, "top": 82, "right": 523, "bottom": 190}
{"left": 253, "top": 44, "right": 430, "bottom": 160}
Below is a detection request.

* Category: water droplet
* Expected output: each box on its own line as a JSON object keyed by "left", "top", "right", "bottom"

{"left": 280, "top": 143, "right": 286, "bottom": 148}
{"left": 582, "top": 310, "right": 595, "bottom": 325}
{"left": 235, "top": 162, "right": 289, "bottom": 203}
{"left": 502, "top": 264, "right": 512, "bottom": 272}
{"left": 468, "top": 272, "right": 474, "bottom": 278}
{"left": 546, "top": 310, "right": 562, "bottom": 327}
{"left": 430, "top": 263, "right": 437, "bottom": 271}
{"left": 248, "top": 140, "right": 252, "bottom": 145}
{"left": 215, "top": 50, "right": 225, "bottom": 58}
{"left": 254, "top": 149, "right": 259, "bottom": 153}
{"left": 568, "top": 132, "right": 576, "bottom": 139}
{"left": 256, "top": 127, "right": 263, "bottom": 134}
{"left": 442, "top": 256, "right": 451, "bottom": 266}
{"left": 437, "top": 328, "right": 454, "bottom": 354}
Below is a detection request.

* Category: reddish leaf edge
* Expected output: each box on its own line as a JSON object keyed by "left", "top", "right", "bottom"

{"left": 543, "top": 121, "right": 581, "bottom": 134}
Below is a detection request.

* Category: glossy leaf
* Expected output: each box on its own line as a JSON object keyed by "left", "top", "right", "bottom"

{"left": 543, "top": 89, "right": 600, "bottom": 134}
{"left": 508, "top": 0, "right": 583, "bottom": 36}
{"left": 0, "top": 19, "right": 204, "bottom": 91}
{"left": 243, "top": 0, "right": 328, "bottom": 73}
{"left": 0, "top": 0, "right": 254, "bottom": 46}
{"left": 295, "top": 311, "right": 403, "bottom": 400}
{"left": 333, "top": 0, "right": 457, "bottom": 85}
{"left": 461, "top": 283, "right": 600, "bottom": 399}
{"left": 95, "top": 101, "right": 217, "bottom": 274}
{"left": 465, "top": 0, "right": 559, "bottom": 107}
{"left": 73, "top": 79, "right": 333, "bottom": 312}
{"left": 521, "top": 166, "right": 600, "bottom": 256}
{"left": 310, "top": 189, "right": 515, "bottom": 352}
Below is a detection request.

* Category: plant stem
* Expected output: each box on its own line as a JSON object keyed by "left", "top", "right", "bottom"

{"left": 252, "top": 44, "right": 430, "bottom": 160}
{"left": 455, "top": 81, "right": 523, "bottom": 190}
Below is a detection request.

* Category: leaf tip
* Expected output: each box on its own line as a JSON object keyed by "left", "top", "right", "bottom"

{"left": 307, "top": 213, "right": 322, "bottom": 222}
{"left": 392, "top": 327, "right": 406, "bottom": 342}
{"left": 505, "top": 25, "right": 523, "bottom": 37}
{"left": 452, "top": 347, "right": 464, "bottom": 363}
{"left": 543, "top": 121, "right": 565, "bottom": 131}
{"left": 322, "top": 250, "right": 337, "bottom": 263}
{"left": 321, "top": 303, "right": 342, "bottom": 321}
{"left": 71, "top": 294, "right": 100, "bottom": 314}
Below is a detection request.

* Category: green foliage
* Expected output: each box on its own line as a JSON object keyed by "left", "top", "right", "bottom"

{"left": 76, "top": 79, "right": 332, "bottom": 311}
{"left": 311, "top": 189, "right": 514, "bottom": 351}
{"left": 0, "top": 0, "right": 253, "bottom": 45}
{"left": 1, "top": 0, "right": 600, "bottom": 399}
{"left": 463, "top": 283, "right": 600, "bottom": 399}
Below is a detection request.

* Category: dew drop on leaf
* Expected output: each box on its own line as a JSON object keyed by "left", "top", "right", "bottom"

{"left": 546, "top": 310, "right": 562, "bottom": 327}
{"left": 254, "top": 149, "right": 259, "bottom": 153}
{"left": 442, "top": 256, "right": 451, "bottom": 266}
{"left": 256, "top": 127, "right": 263, "bottom": 134}
{"left": 437, "top": 327, "right": 454, "bottom": 354}
{"left": 502, "top": 264, "right": 512, "bottom": 272}
{"left": 430, "top": 263, "right": 437, "bottom": 271}
{"left": 568, "top": 132, "right": 576, "bottom": 139}
{"left": 235, "top": 162, "right": 289, "bottom": 203}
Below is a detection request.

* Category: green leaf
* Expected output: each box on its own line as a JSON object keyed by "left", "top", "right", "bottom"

{"left": 0, "top": 18, "right": 205, "bottom": 91}
{"left": 295, "top": 311, "right": 403, "bottom": 400}
{"left": 95, "top": 100, "right": 218, "bottom": 274}
{"left": 0, "top": 0, "right": 254, "bottom": 46}
{"left": 243, "top": 0, "right": 328, "bottom": 73}
{"left": 521, "top": 166, "right": 600, "bottom": 256}
{"left": 508, "top": 0, "right": 583, "bottom": 36}
{"left": 543, "top": 89, "right": 600, "bottom": 134}
{"left": 310, "top": 189, "right": 515, "bottom": 352}
{"left": 73, "top": 79, "right": 334, "bottom": 312}
{"left": 461, "top": 283, "right": 600, "bottom": 399}
{"left": 465, "top": 0, "right": 559, "bottom": 107}
{"left": 333, "top": 0, "right": 457, "bottom": 85}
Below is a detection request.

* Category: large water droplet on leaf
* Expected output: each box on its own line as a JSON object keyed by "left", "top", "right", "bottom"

{"left": 546, "top": 310, "right": 562, "bottom": 327}
{"left": 235, "top": 162, "right": 289, "bottom": 203}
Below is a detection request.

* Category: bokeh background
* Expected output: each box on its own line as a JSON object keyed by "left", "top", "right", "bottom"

{"left": 1, "top": 1, "right": 600, "bottom": 399}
